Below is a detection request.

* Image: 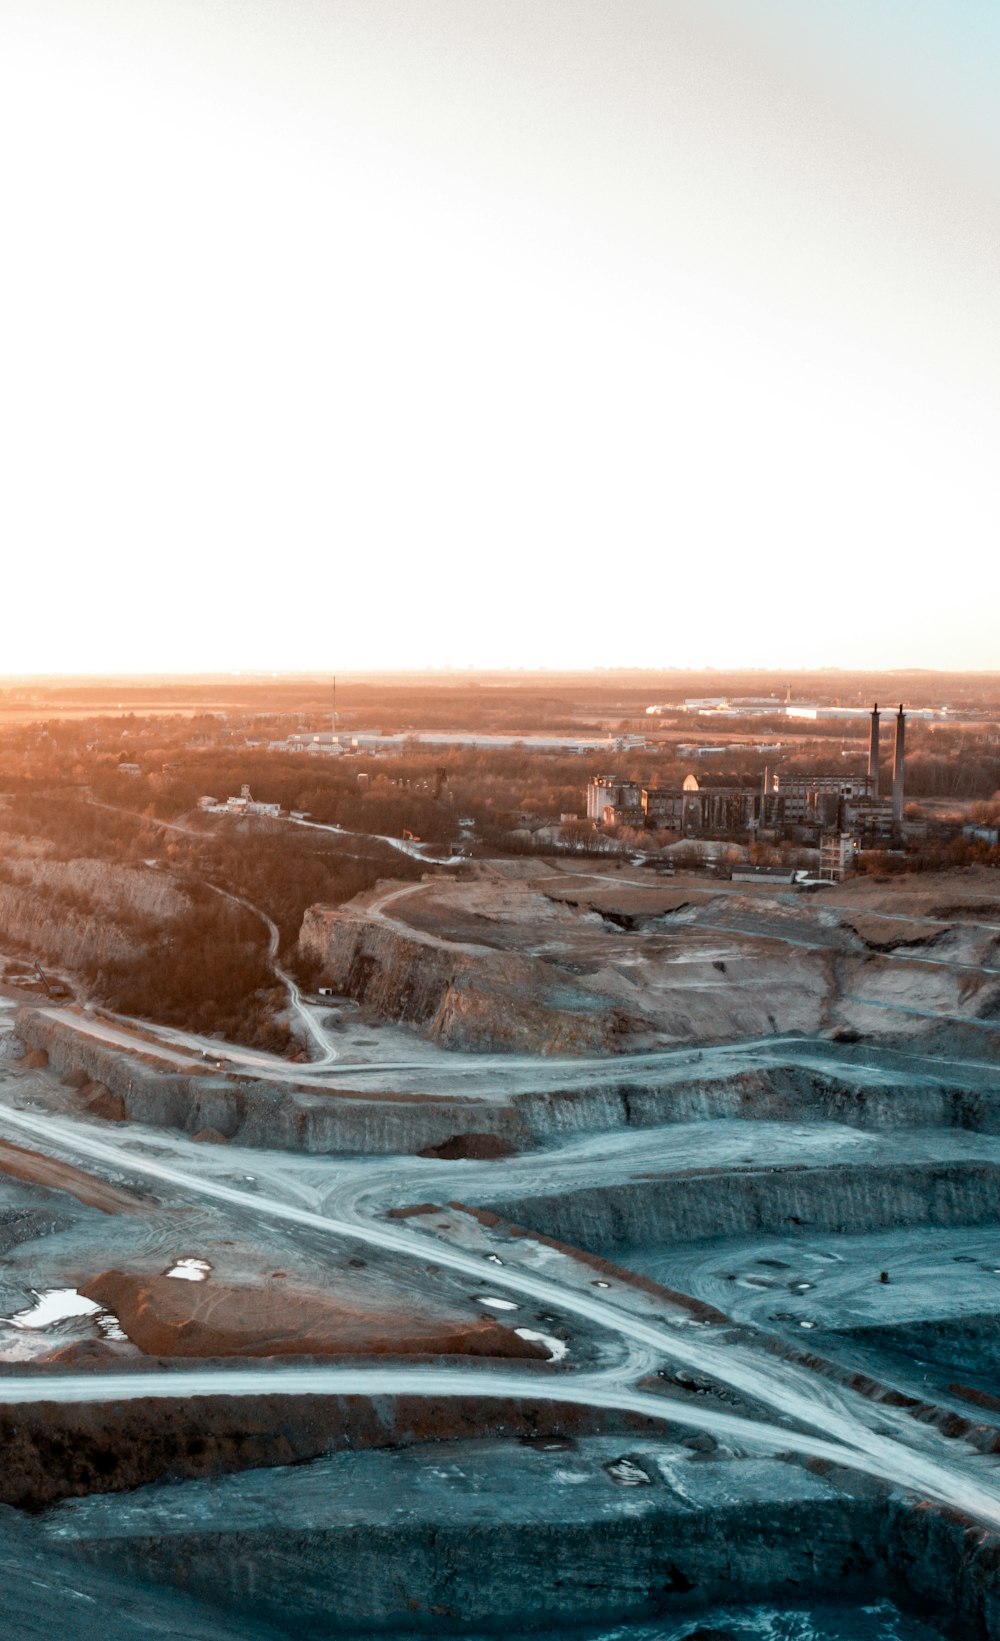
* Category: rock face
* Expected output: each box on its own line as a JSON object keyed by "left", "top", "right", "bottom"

{"left": 16, "top": 1006, "right": 534, "bottom": 1155}
{"left": 485, "top": 1162, "right": 1000, "bottom": 1252}
{"left": 299, "top": 904, "right": 639, "bottom": 1053}
{"left": 0, "top": 1505, "right": 285, "bottom": 1641}
{"left": 298, "top": 867, "right": 1000, "bottom": 1056}
{"left": 39, "top": 1440, "right": 1000, "bottom": 1638}
{"left": 79, "top": 1270, "right": 546, "bottom": 1362}
{"left": 0, "top": 853, "right": 188, "bottom": 972}
{"left": 0, "top": 1397, "right": 643, "bottom": 1511}
{"left": 16, "top": 1006, "right": 1000, "bottom": 1157}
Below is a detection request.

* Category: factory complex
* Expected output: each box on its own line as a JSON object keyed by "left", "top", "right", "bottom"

{"left": 269, "top": 730, "right": 646, "bottom": 755}
{"left": 646, "top": 696, "right": 945, "bottom": 722}
{"left": 588, "top": 705, "right": 909, "bottom": 878}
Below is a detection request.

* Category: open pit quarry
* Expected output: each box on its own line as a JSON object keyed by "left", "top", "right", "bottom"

{"left": 2, "top": 860, "right": 1000, "bottom": 1638}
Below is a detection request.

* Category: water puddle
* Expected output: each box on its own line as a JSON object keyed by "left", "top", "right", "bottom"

{"left": 480, "top": 1295, "right": 518, "bottom": 1311}
{"left": 166, "top": 1258, "right": 211, "bottom": 1282}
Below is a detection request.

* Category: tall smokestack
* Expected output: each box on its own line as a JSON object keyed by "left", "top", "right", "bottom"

{"left": 868, "top": 703, "right": 880, "bottom": 790}
{"left": 892, "top": 704, "right": 906, "bottom": 829}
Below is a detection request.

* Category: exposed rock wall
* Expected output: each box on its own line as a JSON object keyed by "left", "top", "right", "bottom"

{"left": 0, "top": 1394, "right": 651, "bottom": 1510}
{"left": 0, "top": 857, "right": 188, "bottom": 972}
{"left": 61, "top": 1496, "right": 880, "bottom": 1635}
{"left": 299, "top": 906, "right": 640, "bottom": 1053}
{"left": 15, "top": 1009, "right": 532, "bottom": 1156}
{"left": 516, "top": 1066, "right": 1000, "bottom": 1140}
{"left": 0, "top": 1505, "right": 282, "bottom": 1641}
{"left": 43, "top": 1445, "right": 1000, "bottom": 1639}
{"left": 486, "top": 1162, "right": 1000, "bottom": 1252}
{"left": 0, "top": 1030, "right": 24, "bottom": 1061}
{"left": 17, "top": 1010, "right": 1000, "bottom": 1157}
{"left": 298, "top": 874, "right": 1000, "bottom": 1056}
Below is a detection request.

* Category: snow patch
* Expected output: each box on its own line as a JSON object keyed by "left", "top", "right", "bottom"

{"left": 12, "top": 1289, "right": 102, "bottom": 1329}
{"left": 166, "top": 1258, "right": 212, "bottom": 1282}
{"left": 515, "top": 1327, "right": 568, "bottom": 1362}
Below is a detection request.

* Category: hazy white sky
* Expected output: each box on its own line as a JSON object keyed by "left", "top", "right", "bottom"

{"left": 1, "top": 0, "right": 997, "bottom": 675}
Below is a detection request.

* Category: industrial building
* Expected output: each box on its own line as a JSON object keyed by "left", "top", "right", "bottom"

{"left": 647, "top": 697, "right": 942, "bottom": 723}
{"left": 275, "top": 731, "right": 646, "bottom": 756}
{"left": 198, "top": 784, "right": 282, "bottom": 818}
{"left": 586, "top": 705, "right": 909, "bottom": 867}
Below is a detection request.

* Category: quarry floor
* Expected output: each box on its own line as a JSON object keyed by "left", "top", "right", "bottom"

{"left": 1, "top": 864, "right": 1000, "bottom": 1637}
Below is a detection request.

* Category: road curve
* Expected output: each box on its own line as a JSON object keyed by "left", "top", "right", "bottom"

{"left": 2, "top": 1103, "right": 1000, "bottom": 1528}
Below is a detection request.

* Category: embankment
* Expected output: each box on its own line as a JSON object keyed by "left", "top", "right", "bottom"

{"left": 299, "top": 904, "right": 641, "bottom": 1053}
{"left": 40, "top": 1441, "right": 1000, "bottom": 1639}
{"left": 14, "top": 1008, "right": 532, "bottom": 1156}
{"left": 515, "top": 1062, "right": 1000, "bottom": 1140}
{"left": 0, "top": 856, "right": 187, "bottom": 972}
{"left": 0, "top": 1393, "right": 653, "bottom": 1510}
{"left": 484, "top": 1162, "right": 1000, "bottom": 1252}
{"left": 16, "top": 1009, "right": 1000, "bottom": 1156}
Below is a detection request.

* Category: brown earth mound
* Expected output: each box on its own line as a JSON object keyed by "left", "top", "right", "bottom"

{"left": 842, "top": 915, "right": 943, "bottom": 949}
{"left": 16, "top": 1048, "right": 48, "bottom": 1069}
{"left": 418, "top": 1133, "right": 516, "bottom": 1160}
{"left": 80, "top": 1270, "right": 547, "bottom": 1361}
{"left": 81, "top": 1082, "right": 128, "bottom": 1121}
{"left": 0, "top": 1141, "right": 146, "bottom": 1214}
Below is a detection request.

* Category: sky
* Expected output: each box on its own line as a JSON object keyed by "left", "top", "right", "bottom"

{"left": 1, "top": 0, "right": 998, "bottom": 675}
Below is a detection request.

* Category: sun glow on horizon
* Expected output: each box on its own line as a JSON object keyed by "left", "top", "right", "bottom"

{"left": 2, "top": 0, "right": 997, "bottom": 674}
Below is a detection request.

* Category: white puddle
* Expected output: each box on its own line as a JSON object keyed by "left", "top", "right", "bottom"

{"left": 12, "top": 1289, "right": 101, "bottom": 1329}
{"left": 166, "top": 1258, "right": 211, "bottom": 1282}
{"left": 480, "top": 1295, "right": 518, "bottom": 1311}
{"left": 7, "top": 1287, "right": 129, "bottom": 1344}
{"left": 515, "top": 1327, "right": 569, "bottom": 1362}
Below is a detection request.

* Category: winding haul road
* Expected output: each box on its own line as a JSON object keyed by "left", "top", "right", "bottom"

{"left": 1, "top": 1093, "right": 1000, "bottom": 1530}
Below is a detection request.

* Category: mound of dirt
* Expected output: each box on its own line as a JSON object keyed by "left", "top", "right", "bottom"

{"left": 81, "top": 1083, "right": 128, "bottom": 1121}
{"left": 418, "top": 1134, "right": 516, "bottom": 1161}
{"left": 16, "top": 1048, "right": 48, "bottom": 1070}
{"left": 0, "top": 1141, "right": 145, "bottom": 1215}
{"left": 80, "top": 1270, "right": 547, "bottom": 1362}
